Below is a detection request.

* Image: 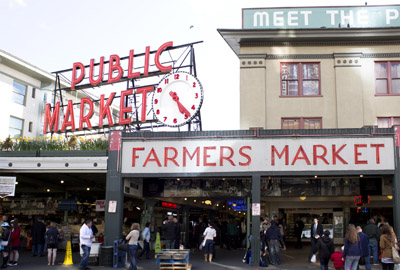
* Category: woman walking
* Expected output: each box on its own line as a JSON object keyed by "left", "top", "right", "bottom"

{"left": 1, "top": 223, "right": 11, "bottom": 268}
{"left": 45, "top": 222, "right": 59, "bottom": 266}
{"left": 316, "top": 230, "right": 334, "bottom": 270}
{"left": 342, "top": 224, "right": 361, "bottom": 270}
{"left": 8, "top": 220, "right": 20, "bottom": 266}
{"left": 380, "top": 225, "right": 395, "bottom": 270}
{"left": 126, "top": 223, "right": 140, "bottom": 270}
{"left": 203, "top": 221, "right": 216, "bottom": 263}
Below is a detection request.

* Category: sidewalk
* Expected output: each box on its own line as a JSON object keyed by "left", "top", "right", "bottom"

{"left": 7, "top": 246, "right": 382, "bottom": 270}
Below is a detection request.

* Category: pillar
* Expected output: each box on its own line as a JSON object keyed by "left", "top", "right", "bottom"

{"left": 246, "top": 197, "right": 251, "bottom": 250}
{"left": 393, "top": 126, "right": 400, "bottom": 236}
{"left": 104, "top": 131, "right": 124, "bottom": 246}
{"left": 251, "top": 174, "right": 261, "bottom": 266}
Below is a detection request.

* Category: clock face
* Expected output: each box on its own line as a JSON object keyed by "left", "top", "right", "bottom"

{"left": 152, "top": 72, "right": 204, "bottom": 127}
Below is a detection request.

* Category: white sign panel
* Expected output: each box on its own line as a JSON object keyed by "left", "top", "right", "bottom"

{"left": 108, "top": 200, "right": 117, "bottom": 213}
{"left": 252, "top": 203, "right": 261, "bottom": 216}
{"left": 0, "top": 177, "right": 16, "bottom": 198}
{"left": 121, "top": 137, "right": 395, "bottom": 174}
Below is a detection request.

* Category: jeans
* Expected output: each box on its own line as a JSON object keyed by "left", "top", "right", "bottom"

{"left": 357, "top": 255, "right": 371, "bottom": 270}
{"left": 165, "top": 240, "right": 175, "bottom": 249}
{"left": 344, "top": 257, "right": 359, "bottom": 270}
{"left": 320, "top": 258, "right": 329, "bottom": 270}
{"left": 128, "top": 244, "right": 138, "bottom": 270}
{"left": 269, "top": 239, "right": 280, "bottom": 265}
{"left": 138, "top": 240, "right": 150, "bottom": 259}
{"left": 203, "top": 240, "right": 214, "bottom": 255}
{"left": 31, "top": 243, "right": 44, "bottom": 256}
{"left": 79, "top": 245, "right": 91, "bottom": 269}
{"left": 368, "top": 241, "right": 378, "bottom": 264}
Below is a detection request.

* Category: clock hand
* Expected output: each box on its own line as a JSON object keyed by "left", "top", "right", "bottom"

{"left": 169, "top": 91, "right": 191, "bottom": 118}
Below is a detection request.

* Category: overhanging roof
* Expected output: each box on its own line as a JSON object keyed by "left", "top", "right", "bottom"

{"left": 217, "top": 27, "right": 400, "bottom": 56}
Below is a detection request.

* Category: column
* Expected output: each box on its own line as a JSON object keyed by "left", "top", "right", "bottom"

{"left": 251, "top": 174, "right": 261, "bottom": 266}
{"left": 104, "top": 131, "right": 124, "bottom": 246}
{"left": 393, "top": 126, "right": 400, "bottom": 235}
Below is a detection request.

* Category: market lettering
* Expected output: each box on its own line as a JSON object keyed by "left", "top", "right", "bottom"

{"left": 132, "top": 146, "right": 253, "bottom": 168}
{"left": 254, "top": 10, "right": 312, "bottom": 27}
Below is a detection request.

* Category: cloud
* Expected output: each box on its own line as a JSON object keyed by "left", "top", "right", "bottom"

{"left": 9, "top": 0, "right": 27, "bottom": 8}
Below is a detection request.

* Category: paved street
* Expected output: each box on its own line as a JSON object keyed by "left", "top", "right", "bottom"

{"left": 6, "top": 245, "right": 383, "bottom": 270}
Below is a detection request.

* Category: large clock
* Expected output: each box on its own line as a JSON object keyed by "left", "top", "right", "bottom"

{"left": 152, "top": 71, "right": 204, "bottom": 127}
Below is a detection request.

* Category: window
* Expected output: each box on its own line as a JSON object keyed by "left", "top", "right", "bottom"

{"left": 281, "top": 63, "right": 320, "bottom": 96}
{"left": 32, "top": 88, "right": 36, "bottom": 98}
{"left": 12, "top": 81, "right": 27, "bottom": 105}
{"left": 28, "top": 122, "right": 33, "bottom": 132}
{"left": 377, "top": 117, "right": 400, "bottom": 128}
{"left": 282, "top": 118, "right": 322, "bottom": 129}
{"left": 375, "top": 62, "right": 400, "bottom": 95}
{"left": 9, "top": 116, "right": 24, "bottom": 138}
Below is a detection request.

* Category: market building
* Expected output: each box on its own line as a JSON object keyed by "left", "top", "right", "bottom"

{"left": 1, "top": 4, "right": 400, "bottom": 268}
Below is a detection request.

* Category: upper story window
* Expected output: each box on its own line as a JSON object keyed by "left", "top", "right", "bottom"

{"left": 9, "top": 116, "right": 24, "bottom": 138}
{"left": 281, "top": 63, "right": 321, "bottom": 96}
{"left": 377, "top": 117, "right": 400, "bottom": 128}
{"left": 282, "top": 117, "right": 322, "bottom": 129}
{"left": 12, "top": 81, "right": 27, "bottom": 105}
{"left": 375, "top": 62, "right": 400, "bottom": 95}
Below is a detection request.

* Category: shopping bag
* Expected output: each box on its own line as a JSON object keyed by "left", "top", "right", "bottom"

{"left": 392, "top": 246, "right": 400, "bottom": 264}
{"left": 310, "top": 254, "right": 317, "bottom": 263}
{"left": 394, "top": 264, "right": 400, "bottom": 270}
{"left": 117, "top": 240, "right": 128, "bottom": 252}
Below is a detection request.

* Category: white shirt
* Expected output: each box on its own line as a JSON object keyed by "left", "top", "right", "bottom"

{"left": 203, "top": 226, "right": 216, "bottom": 240}
{"left": 142, "top": 227, "right": 150, "bottom": 242}
{"left": 79, "top": 223, "right": 93, "bottom": 247}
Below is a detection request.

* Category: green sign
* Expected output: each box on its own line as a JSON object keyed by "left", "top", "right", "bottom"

{"left": 243, "top": 6, "right": 400, "bottom": 29}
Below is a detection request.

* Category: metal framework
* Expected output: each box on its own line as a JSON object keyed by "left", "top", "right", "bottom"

{"left": 50, "top": 41, "right": 203, "bottom": 138}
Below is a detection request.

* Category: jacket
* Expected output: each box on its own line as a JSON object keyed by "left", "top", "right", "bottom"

{"left": 364, "top": 223, "right": 380, "bottom": 243}
{"left": 79, "top": 223, "right": 94, "bottom": 247}
{"left": 330, "top": 251, "right": 345, "bottom": 268}
{"left": 343, "top": 237, "right": 361, "bottom": 258}
{"left": 32, "top": 221, "right": 46, "bottom": 245}
{"left": 358, "top": 232, "right": 369, "bottom": 256}
{"left": 265, "top": 223, "right": 284, "bottom": 247}
{"left": 310, "top": 223, "right": 324, "bottom": 239}
{"left": 380, "top": 234, "right": 393, "bottom": 259}
{"left": 45, "top": 228, "right": 59, "bottom": 247}
{"left": 316, "top": 236, "right": 334, "bottom": 259}
{"left": 10, "top": 227, "right": 20, "bottom": 248}
{"left": 2, "top": 228, "right": 11, "bottom": 252}
{"left": 162, "top": 221, "right": 177, "bottom": 241}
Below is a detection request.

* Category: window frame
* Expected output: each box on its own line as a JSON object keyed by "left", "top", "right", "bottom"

{"left": 12, "top": 81, "right": 27, "bottom": 105}
{"left": 9, "top": 116, "right": 24, "bottom": 138}
{"left": 281, "top": 117, "right": 323, "bottom": 129}
{"left": 377, "top": 117, "right": 400, "bottom": 128}
{"left": 375, "top": 61, "right": 400, "bottom": 96}
{"left": 280, "top": 62, "right": 322, "bottom": 97}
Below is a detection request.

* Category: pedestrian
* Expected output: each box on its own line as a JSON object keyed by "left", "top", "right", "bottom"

{"left": 161, "top": 216, "right": 177, "bottom": 249}
{"left": 364, "top": 218, "right": 380, "bottom": 266}
{"left": 226, "top": 219, "right": 238, "bottom": 250}
{"left": 266, "top": 220, "right": 285, "bottom": 266}
{"left": 137, "top": 222, "right": 151, "bottom": 260}
{"left": 343, "top": 224, "right": 362, "bottom": 270}
{"left": 126, "top": 223, "right": 140, "bottom": 270}
{"left": 309, "top": 217, "right": 323, "bottom": 262}
{"left": 295, "top": 217, "right": 304, "bottom": 249}
{"left": 203, "top": 221, "right": 216, "bottom": 263}
{"left": 8, "top": 220, "right": 20, "bottom": 267}
{"left": 31, "top": 217, "right": 46, "bottom": 257}
{"left": 45, "top": 222, "right": 59, "bottom": 266}
{"left": 356, "top": 226, "right": 371, "bottom": 270}
{"left": 316, "top": 230, "right": 334, "bottom": 270}
{"left": 330, "top": 247, "right": 345, "bottom": 270}
{"left": 79, "top": 219, "right": 94, "bottom": 270}
{"left": 0, "top": 223, "right": 11, "bottom": 268}
{"left": 173, "top": 217, "right": 181, "bottom": 249}
{"left": 380, "top": 225, "right": 396, "bottom": 270}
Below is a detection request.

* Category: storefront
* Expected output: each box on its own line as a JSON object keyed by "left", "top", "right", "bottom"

{"left": 104, "top": 127, "right": 400, "bottom": 266}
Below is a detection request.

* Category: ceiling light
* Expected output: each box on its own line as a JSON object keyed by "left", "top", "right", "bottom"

{"left": 314, "top": 175, "right": 318, "bottom": 178}
{"left": 86, "top": 187, "right": 90, "bottom": 191}
{"left": 205, "top": 200, "right": 212, "bottom": 205}
{"left": 184, "top": 198, "right": 187, "bottom": 201}
{"left": 194, "top": 199, "right": 196, "bottom": 203}
{"left": 222, "top": 178, "right": 226, "bottom": 181}
{"left": 299, "top": 196, "right": 307, "bottom": 201}
{"left": 177, "top": 178, "right": 180, "bottom": 181}
{"left": 60, "top": 180, "right": 64, "bottom": 184}
{"left": 46, "top": 189, "right": 50, "bottom": 192}
{"left": 136, "top": 207, "right": 141, "bottom": 210}
{"left": 387, "top": 195, "right": 393, "bottom": 200}
{"left": 15, "top": 182, "right": 18, "bottom": 185}
{"left": 360, "top": 175, "right": 364, "bottom": 178}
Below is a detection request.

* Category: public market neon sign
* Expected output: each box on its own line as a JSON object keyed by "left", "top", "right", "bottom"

{"left": 43, "top": 41, "right": 173, "bottom": 134}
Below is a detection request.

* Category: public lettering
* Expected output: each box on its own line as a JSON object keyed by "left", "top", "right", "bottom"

{"left": 271, "top": 145, "right": 289, "bottom": 165}
{"left": 143, "top": 148, "right": 162, "bottom": 167}
{"left": 354, "top": 144, "right": 368, "bottom": 164}
{"left": 291, "top": 145, "right": 311, "bottom": 165}
{"left": 61, "top": 100, "right": 76, "bottom": 132}
{"left": 119, "top": 89, "right": 133, "bottom": 125}
{"left": 332, "top": 144, "right": 348, "bottom": 165}
{"left": 220, "top": 146, "right": 235, "bottom": 166}
{"left": 370, "top": 144, "right": 384, "bottom": 164}
{"left": 99, "top": 92, "right": 116, "bottom": 128}
{"left": 164, "top": 147, "right": 179, "bottom": 167}
{"left": 43, "top": 102, "right": 60, "bottom": 133}
{"left": 313, "top": 145, "right": 329, "bottom": 165}
{"left": 203, "top": 146, "right": 217, "bottom": 166}
{"left": 239, "top": 146, "right": 252, "bottom": 166}
{"left": 183, "top": 147, "right": 200, "bottom": 167}
{"left": 132, "top": 148, "right": 145, "bottom": 167}
{"left": 79, "top": 97, "right": 94, "bottom": 130}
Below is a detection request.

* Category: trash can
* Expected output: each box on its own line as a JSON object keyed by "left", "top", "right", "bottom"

{"left": 99, "top": 246, "right": 113, "bottom": 267}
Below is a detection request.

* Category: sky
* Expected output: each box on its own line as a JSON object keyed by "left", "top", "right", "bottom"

{"left": 1, "top": 0, "right": 400, "bottom": 131}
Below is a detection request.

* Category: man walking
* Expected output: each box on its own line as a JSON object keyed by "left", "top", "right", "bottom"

{"left": 31, "top": 218, "right": 46, "bottom": 257}
{"left": 138, "top": 222, "right": 151, "bottom": 260}
{"left": 364, "top": 218, "right": 380, "bottom": 265}
{"left": 79, "top": 219, "right": 94, "bottom": 270}
{"left": 357, "top": 226, "right": 371, "bottom": 270}
{"left": 162, "top": 216, "right": 177, "bottom": 249}
{"left": 295, "top": 217, "right": 304, "bottom": 249}
{"left": 266, "top": 220, "right": 285, "bottom": 266}
{"left": 309, "top": 217, "right": 323, "bottom": 262}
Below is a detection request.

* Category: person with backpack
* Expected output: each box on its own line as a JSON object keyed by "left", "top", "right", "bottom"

{"left": 316, "top": 230, "right": 334, "bottom": 270}
{"left": 45, "top": 222, "right": 59, "bottom": 266}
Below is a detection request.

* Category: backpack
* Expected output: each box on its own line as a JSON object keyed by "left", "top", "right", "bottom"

{"left": 48, "top": 234, "right": 56, "bottom": 245}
